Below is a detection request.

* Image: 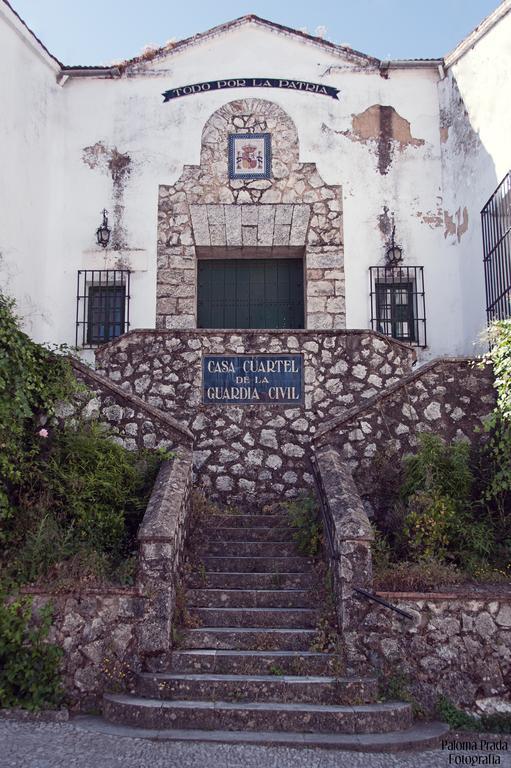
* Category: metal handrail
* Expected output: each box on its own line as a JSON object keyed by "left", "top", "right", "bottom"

{"left": 353, "top": 587, "right": 415, "bottom": 620}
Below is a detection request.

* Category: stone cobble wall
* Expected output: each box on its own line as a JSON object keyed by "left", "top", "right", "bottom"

{"left": 352, "top": 594, "right": 511, "bottom": 713}
{"left": 157, "top": 98, "right": 345, "bottom": 330}
{"left": 24, "top": 588, "right": 144, "bottom": 712}
{"left": 95, "top": 329, "right": 415, "bottom": 505}
{"left": 21, "top": 451, "right": 193, "bottom": 710}
{"left": 62, "top": 359, "right": 192, "bottom": 452}
{"left": 314, "top": 358, "right": 496, "bottom": 498}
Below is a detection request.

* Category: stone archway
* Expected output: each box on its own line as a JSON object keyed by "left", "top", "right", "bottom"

{"left": 156, "top": 98, "right": 344, "bottom": 330}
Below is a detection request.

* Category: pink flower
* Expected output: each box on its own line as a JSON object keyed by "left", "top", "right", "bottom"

{"left": 38, "top": 428, "right": 49, "bottom": 438}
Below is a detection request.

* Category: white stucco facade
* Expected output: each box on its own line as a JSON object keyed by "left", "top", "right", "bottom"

{"left": 1, "top": 1, "right": 510, "bottom": 361}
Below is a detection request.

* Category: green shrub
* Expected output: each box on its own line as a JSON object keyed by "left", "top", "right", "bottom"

{"left": 377, "top": 431, "right": 507, "bottom": 574}
{"left": 0, "top": 293, "right": 168, "bottom": 587}
{"left": 282, "top": 495, "right": 322, "bottom": 557}
{"left": 0, "top": 293, "right": 75, "bottom": 543}
{"left": 0, "top": 589, "right": 63, "bottom": 710}
{"left": 2, "top": 425, "right": 165, "bottom": 586}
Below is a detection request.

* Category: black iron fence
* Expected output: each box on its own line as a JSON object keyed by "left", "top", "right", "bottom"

{"left": 482, "top": 171, "right": 511, "bottom": 323}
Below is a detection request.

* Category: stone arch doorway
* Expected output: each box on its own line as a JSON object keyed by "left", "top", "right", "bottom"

{"left": 156, "top": 98, "right": 344, "bottom": 331}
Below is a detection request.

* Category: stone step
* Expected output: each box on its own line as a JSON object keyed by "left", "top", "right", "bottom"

{"left": 170, "top": 649, "right": 340, "bottom": 676}
{"left": 202, "top": 527, "right": 293, "bottom": 542}
{"left": 186, "top": 572, "right": 316, "bottom": 590}
{"left": 199, "top": 541, "right": 300, "bottom": 558}
{"left": 187, "top": 588, "right": 316, "bottom": 609}
{"left": 103, "top": 694, "right": 413, "bottom": 734}
{"left": 136, "top": 672, "right": 378, "bottom": 705}
{"left": 204, "top": 514, "right": 291, "bottom": 529}
{"left": 201, "top": 556, "right": 314, "bottom": 573}
{"left": 180, "top": 627, "right": 316, "bottom": 651}
{"left": 77, "top": 715, "right": 451, "bottom": 753}
{"left": 189, "top": 607, "right": 318, "bottom": 629}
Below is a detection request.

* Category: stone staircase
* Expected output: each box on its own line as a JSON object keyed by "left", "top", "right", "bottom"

{"left": 103, "top": 508, "right": 448, "bottom": 750}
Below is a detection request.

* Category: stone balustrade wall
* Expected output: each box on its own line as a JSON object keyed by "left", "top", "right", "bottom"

{"left": 314, "top": 358, "right": 496, "bottom": 503}
{"left": 95, "top": 329, "right": 415, "bottom": 505}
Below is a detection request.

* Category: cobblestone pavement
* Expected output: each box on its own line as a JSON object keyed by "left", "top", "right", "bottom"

{"left": 1, "top": 720, "right": 511, "bottom": 768}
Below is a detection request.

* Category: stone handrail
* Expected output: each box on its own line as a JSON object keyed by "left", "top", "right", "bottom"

{"left": 312, "top": 444, "right": 373, "bottom": 633}
{"left": 136, "top": 451, "right": 193, "bottom": 670}
{"left": 70, "top": 357, "right": 193, "bottom": 447}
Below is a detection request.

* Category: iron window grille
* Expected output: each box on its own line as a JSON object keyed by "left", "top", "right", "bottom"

{"left": 481, "top": 171, "right": 511, "bottom": 323}
{"left": 76, "top": 270, "right": 131, "bottom": 347}
{"left": 370, "top": 265, "right": 426, "bottom": 347}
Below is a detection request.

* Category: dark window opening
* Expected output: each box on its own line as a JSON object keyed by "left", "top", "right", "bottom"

{"left": 482, "top": 171, "right": 511, "bottom": 323}
{"left": 198, "top": 258, "right": 304, "bottom": 329}
{"left": 76, "top": 270, "right": 131, "bottom": 347}
{"left": 370, "top": 265, "right": 426, "bottom": 347}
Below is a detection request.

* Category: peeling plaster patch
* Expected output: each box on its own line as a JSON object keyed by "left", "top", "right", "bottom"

{"left": 444, "top": 207, "right": 469, "bottom": 242}
{"left": 340, "top": 105, "right": 425, "bottom": 175}
{"left": 82, "top": 142, "right": 132, "bottom": 249}
{"left": 416, "top": 208, "right": 444, "bottom": 229}
{"left": 378, "top": 205, "right": 393, "bottom": 238}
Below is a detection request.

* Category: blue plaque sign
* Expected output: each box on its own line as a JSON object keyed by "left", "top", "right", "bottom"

{"left": 202, "top": 354, "right": 303, "bottom": 405}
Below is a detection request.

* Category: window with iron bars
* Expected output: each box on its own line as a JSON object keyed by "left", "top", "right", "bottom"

{"left": 482, "top": 171, "right": 511, "bottom": 323}
{"left": 76, "top": 270, "right": 131, "bottom": 347}
{"left": 369, "top": 265, "right": 426, "bottom": 347}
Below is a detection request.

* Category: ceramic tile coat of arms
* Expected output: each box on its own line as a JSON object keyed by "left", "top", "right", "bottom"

{"left": 228, "top": 133, "right": 271, "bottom": 179}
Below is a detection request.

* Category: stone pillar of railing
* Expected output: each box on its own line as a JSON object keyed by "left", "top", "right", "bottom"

{"left": 136, "top": 450, "right": 192, "bottom": 672}
{"left": 313, "top": 445, "right": 374, "bottom": 635}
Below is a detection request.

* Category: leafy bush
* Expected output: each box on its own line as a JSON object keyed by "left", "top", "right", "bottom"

{"left": 2, "top": 424, "right": 164, "bottom": 586}
{"left": 374, "top": 429, "right": 509, "bottom": 577}
{"left": 0, "top": 293, "right": 75, "bottom": 543}
{"left": 282, "top": 495, "right": 322, "bottom": 557}
{"left": 0, "top": 292, "right": 167, "bottom": 587}
{"left": 0, "top": 589, "right": 63, "bottom": 710}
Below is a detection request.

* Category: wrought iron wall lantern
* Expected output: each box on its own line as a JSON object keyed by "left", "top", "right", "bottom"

{"left": 385, "top": 224, "right": 403, "bottom": 267}
{"left": 96, "top": 209, "right": 111, "bottom": 248}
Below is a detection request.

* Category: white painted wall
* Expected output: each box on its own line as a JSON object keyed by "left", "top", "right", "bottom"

{"left": 1, "top": 8, "right": 508, "bottom": 361}
{"left": 0, "top": 4, "right": 61, "bottom": 341}
{"left": 440, "top": 9, "right": 511, "bottom": 355}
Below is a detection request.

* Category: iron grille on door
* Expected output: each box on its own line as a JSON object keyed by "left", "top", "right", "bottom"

{"left": 482, "top": 171, "right": 511, "bottom": 323}
{"left": 198, "top": 258, "right": 304, "bottom": 329}
{"left": 369, "top": 266, "right": 426, "bottom": 347}
{"left": 76, "top": 270, "right": 131, "bottom": 347}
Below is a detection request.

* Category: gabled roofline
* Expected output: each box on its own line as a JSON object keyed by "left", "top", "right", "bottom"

{"left": 444, "top": 0, "right": 510, "bottom": 69}
{"left": 0, "top": 0, "right": 62, "bottom": 70}
{"left": 62, "top": 14, "right": 381, "bottom": 76}
{"left": 60, "top": 14, "right": 441, "bottom": 79}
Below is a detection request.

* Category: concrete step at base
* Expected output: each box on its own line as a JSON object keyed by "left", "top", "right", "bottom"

{"left": 187, "top": 588, "right": 316, "bottom": 609}
{"left": 170, "top": 649, "right": 341, "bottom": 676}
{"left": 186, "top": 572, "right": 316, "bottom": 590}
{"left": 199, "top": 541, "right": 300, "bottom": 558}
{"left": 202, "top": 556, "right": 314, "bottom": 573}
{"left": 181, "top": 627, "right": 316, "bottom": 651}
{"left": 77, "top": 715, "right": 451, "bottom": 753}
{"left": 190, "top": 607, "right": 318, "bottom": 629}
{"left": 202, "top": 527, "right": 293, "bottom": 542}
{"left": 103, "top": 694, "right": 413, "bottom": 734}
{"left": 136, "top": 672, "right": 378, "bottom": 705}
{"left": 203, "top": 514, "right": 291, "bottom": 529}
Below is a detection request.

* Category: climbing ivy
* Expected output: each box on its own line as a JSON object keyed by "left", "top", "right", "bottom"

{"left": 0, "top": 588, "right": 63, "bottom": 710}
{"left": 479, "top": 319, "right": 511, "bottom": 516}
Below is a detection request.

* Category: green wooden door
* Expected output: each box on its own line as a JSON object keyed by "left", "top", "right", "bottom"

{"left": 198, "top": 258, "right": 304, "bottom": 329}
